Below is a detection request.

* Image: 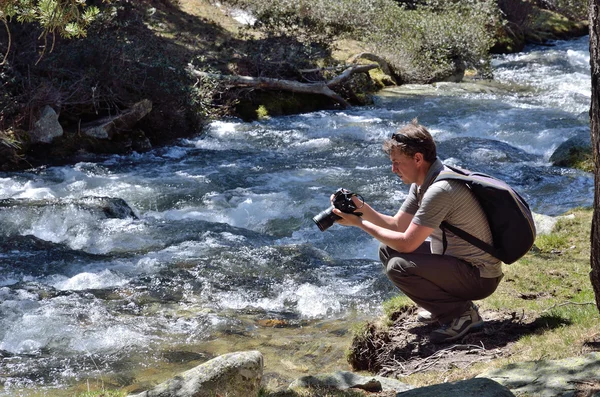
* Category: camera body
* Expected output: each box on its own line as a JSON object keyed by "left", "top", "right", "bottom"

{"left": 312, "top": 188, "right": 362, "bottom": 232}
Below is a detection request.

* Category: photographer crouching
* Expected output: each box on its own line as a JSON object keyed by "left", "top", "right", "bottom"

{"left": 322, "top": 119, "right": 504, "bottom": 344}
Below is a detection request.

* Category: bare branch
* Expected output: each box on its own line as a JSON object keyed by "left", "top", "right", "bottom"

{"left": 348, "top": 52, "right": 394, "bottom": 76}
{"left": 326, "top": 64, "right": 378, "bottom": 87}
{"left": 541, "top": 301, "right": 595, "bottom": 313}
{"left": 187, "top": 63, "right": 379, "bottom": 109}
{"left": 0, "top": 15, "right": 10, "bottom": 66}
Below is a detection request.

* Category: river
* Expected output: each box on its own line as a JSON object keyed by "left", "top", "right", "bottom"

{"left": 0, "top": 35, "right": 593, "bottom": 395}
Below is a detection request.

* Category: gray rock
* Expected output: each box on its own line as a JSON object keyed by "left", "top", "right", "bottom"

{"left": 289, "top": 371, "right": 414, "bottom": 393}
{"left": 128, "top": 350, "right": 263, "bottom": 397}
{"left": 397, "top": 377, "right": 514, "bottom": 397}
{"left": 533, "top": 212, "right": 575, "bottom": 236}
{"left": 550, "top": 132, "right": 592, "bottom": 167}
{"left": 29, "top": 105, "right": 63, "bottom": 144}
{"left": 81, "top": 99, "right": 152, "bottom": 139}
{"left": 478, "top": 352, "right": 600, "bottom": 397}
{"left": 0, "top": 196, "right": 138, "bottom": 219}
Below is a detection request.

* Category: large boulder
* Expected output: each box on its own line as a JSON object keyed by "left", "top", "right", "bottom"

{"left": 128, "top": 350, "right": 263, "bottom": 397}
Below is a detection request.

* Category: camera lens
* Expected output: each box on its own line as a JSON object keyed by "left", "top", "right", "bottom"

{"left": 312, "top": 205, "right": 341, "bottom": 232}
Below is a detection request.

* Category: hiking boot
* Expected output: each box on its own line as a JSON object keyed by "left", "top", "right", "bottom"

{"left": 416, "top": 309, "right": 438, "bottom": 324}
{"left": 429, "top": 304, "right": 484, "bottom": 344}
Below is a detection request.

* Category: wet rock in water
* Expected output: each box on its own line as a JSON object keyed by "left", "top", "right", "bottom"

{"left": 0, "top": 196, "right": 137, "bottom": 219}
{"left": 128, "top": 350, "right": 263, "bottom": 397}
{"left": 161, "top": 350, "right": 210, "bottom": 364}
{"left": 437, "top": 137, "right": 539, "bottom": 167}
{"left": 549, "top": 131, "right": 592, "bottom": 169}
{"left": 399, "top": 378, "right": 515, "bottom": 397}
{"left": 289, "top": 370, "right": 414, "bottom": 393}
{"left": 78, "top": 196, "right": 138, "bottom": 219}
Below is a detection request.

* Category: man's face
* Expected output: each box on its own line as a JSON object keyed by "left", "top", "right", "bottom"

{"left": 390, "top": 149, "right": 419, "bottom": 184}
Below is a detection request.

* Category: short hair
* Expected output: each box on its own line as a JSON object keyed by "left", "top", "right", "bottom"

{"left": 383, "top": 119, "right": 437, "bottom": 162}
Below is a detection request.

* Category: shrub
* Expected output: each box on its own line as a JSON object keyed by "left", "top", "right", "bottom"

{"left": 366, "top": 0, "right": 500, "bottom": 82}
{"left": 221, "top": 0, "right": 501, "bottom": 83}
{"left": 538, "top": 0, "right": 587, "bottom": 21}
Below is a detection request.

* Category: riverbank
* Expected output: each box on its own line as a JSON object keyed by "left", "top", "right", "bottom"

{"left": 79, "top": 208, "right": 599, "bottom": 396}
{"left": 345, "top": 208, "right": 598, "bottom": 389}
{"left": 0, "top": 0, "right": 589, "bottom": 171}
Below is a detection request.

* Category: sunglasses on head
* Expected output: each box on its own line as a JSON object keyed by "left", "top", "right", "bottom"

{"left": 391, "top": 132, "right": 423, "bottom": 145}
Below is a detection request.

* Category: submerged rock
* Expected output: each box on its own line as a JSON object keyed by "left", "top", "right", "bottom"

{"left": 0, "top": 196, "right": 138, "bottom": 219}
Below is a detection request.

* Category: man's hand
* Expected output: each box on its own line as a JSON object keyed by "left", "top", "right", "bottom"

{"left": 332, "top": 208, "right": 363, "bottom": 227}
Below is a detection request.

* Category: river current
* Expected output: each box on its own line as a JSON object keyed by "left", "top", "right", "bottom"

{"left": 0, "top": 36, "right": 593, "bottom": 395}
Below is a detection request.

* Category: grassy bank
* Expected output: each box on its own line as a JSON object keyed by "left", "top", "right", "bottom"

{"left": 348, "top": 207, "right": 598, "bottom": 390}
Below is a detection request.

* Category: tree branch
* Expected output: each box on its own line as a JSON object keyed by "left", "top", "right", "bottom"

{"left": 187, "top": 63, "right": 378, "bottom": 109}
{"left": 541, "top": 301, "right": 595, "bottom": 313}
{"left": 0, "top": 15, "right": 10, "bottom": 66}
{"left": 326, "top": 64, "right": 378, "bottom": 87}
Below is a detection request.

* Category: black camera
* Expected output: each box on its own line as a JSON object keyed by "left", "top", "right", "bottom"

{"left": 313, "top": 188, "right": 363, "bottom": 232}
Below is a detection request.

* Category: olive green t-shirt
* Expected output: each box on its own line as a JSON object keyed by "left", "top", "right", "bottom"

{"left": 400, "top": 159, "right": 503, "bottom": 278}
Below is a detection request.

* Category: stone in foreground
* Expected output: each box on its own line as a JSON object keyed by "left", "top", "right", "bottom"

{"left": 129, "top": 350, "right": 263, "bottom": 397}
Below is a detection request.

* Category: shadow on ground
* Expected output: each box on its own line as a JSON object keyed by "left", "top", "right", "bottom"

{"left": 348, "top": 306, "right": 572, "bottom": 378}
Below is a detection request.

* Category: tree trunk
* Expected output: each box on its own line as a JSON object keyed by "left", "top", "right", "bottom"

{"left": 588, "top": 0, "right": 600, "bottom": 311}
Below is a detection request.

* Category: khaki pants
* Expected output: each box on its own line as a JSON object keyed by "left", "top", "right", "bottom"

{"left": 379, "top": 242, "right": 503, "bottom": 324}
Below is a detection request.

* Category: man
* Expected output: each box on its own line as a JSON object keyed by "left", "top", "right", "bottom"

{"left": 333, "top": 119, "right": 503, "bottom": 343}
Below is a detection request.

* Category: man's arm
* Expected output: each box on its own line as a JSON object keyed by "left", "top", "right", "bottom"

{"left": 353, "top": 199, "right": 414, "bottom": 232}
{"left": 333, "top": 208, "right": 434, "bottom": 253}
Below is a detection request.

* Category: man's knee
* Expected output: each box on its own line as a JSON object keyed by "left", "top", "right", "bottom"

{"left": 378, "top": 244, "right": 387, "bottom": 264}
{"left": 378, "top": 243, "right": 397, "bottom": 265}
{"left": 385, "top": 256, "right": 415, "bottom": 278}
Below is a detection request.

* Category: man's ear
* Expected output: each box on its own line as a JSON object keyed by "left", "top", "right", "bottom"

{"left": 413, "top": 152, "right": 424, "bottom": 165}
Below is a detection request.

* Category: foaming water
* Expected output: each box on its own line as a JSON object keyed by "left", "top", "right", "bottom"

{"left": 0, "top": 36, "right": 594, "bottom": 395}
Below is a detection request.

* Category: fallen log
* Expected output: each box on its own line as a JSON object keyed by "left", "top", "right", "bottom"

{"left": 187, "top": 63, "right": 378, "bottom": 108}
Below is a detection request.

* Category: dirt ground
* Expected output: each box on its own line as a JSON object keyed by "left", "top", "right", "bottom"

{"left": 348, "top": 305, "right": 573, "bottom": 380}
